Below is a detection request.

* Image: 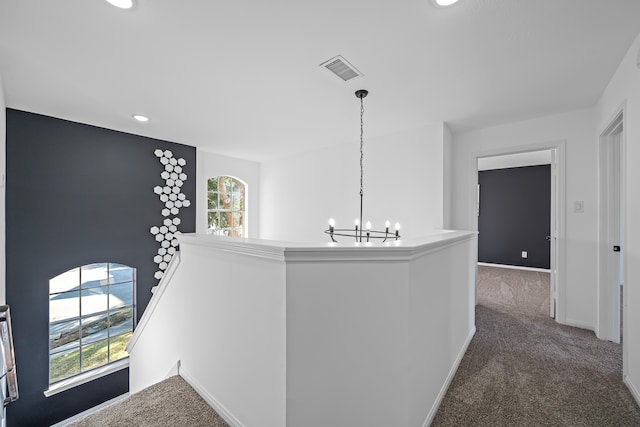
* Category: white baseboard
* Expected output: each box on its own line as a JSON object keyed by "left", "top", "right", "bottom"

{"left": 624, "top": 375, "right": 640, "bottom": 407}
{"left": 179, "top": 366, "right": 245, "bottom": 427}
{"left": 562, "top": 318, "right": 596, "bottom": 332}
{"left": 50, "top": 393, "right": 129, "bottom": 426}
{"left": 422, "top": 325, "right": 477, "bottom": 427}
{"left": 478, "top": 262, "right": 550, "bottom": 273}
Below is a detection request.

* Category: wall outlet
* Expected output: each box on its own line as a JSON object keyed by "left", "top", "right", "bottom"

{"left": 521, "top": 251, "right": 528, "bottom": 258}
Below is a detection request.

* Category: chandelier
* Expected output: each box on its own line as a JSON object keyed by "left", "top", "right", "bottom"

{"left": 325, "top": 89, "right": 401, "bottom": 243}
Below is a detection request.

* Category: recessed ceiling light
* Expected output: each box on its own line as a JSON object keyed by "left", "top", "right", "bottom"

{"left": 105, "top": 0, "right": 133, "bottom": 9}
{"left": 433, "top": 0, "right": 460, "bottom": 7}
{"left": 132, "top": 114, "right": 149, "bottom": 122}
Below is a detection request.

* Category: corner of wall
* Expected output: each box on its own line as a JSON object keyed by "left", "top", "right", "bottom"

{"left": 443, "top": 123, "right": 453, "bottom": 229}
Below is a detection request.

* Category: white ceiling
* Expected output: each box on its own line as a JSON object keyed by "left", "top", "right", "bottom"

{"left": 1, "top": 0, "right": 639, "bottom": 162}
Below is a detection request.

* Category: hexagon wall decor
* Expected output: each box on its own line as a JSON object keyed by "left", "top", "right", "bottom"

{"left": 150, "top": 149, "right": 191, "bottom": 280}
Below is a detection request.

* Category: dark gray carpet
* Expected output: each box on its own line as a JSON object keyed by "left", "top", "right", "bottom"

{"left": 67, "top": 375, "right": 229, "bottom": 427}
{"left": 432, "top": 266, "right": 640, "bottom": 426}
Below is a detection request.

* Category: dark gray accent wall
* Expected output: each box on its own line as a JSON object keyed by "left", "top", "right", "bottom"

{"left": 5, "top": 109, "right": 196, "bottom": 426}
{"left": 478, "top": 165, "right": 550, "bottom": 269}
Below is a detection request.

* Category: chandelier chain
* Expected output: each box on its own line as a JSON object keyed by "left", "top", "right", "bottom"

{"left": 360, "top": 95, "right": 364, "bottom": 198}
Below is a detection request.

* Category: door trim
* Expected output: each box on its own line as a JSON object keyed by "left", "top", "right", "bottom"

{"left": 597, "top": 105, "right": 626, "bottom": 348}
{"left": 470, "top": 140, "right": 566, "bottom": 323}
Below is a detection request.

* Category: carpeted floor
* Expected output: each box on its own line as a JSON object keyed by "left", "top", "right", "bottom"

{"left": 432, "top": 265, "right": 640, "bottom": 426}
{"left": 66, "top": 375, "right": 229, "bottom": 427}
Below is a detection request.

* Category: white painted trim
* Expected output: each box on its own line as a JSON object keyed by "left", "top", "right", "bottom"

{"left": 596, "top": 102, "right": 626, "bottom": 347}
{"left": 126, "top": 251, "right": 181, "bottom": 353}
{"left": 624, "top": 375, "right": 640, "bottom": 407}
{"left": 49, "top": 392, "right": 129, "bottom": 426}
{"left": 44, "top": 358, "right": 129, "bottom": 397}
{"left": 562, "top": 318, "right": 596, "bottom": 332}
{"left": 179, "top": 366, "right": 245, "bottom": 427}
{"left": 422, "top": 325, "right": 476, "bottom": 427}
{"left": 478, "top": 262, "right": 550, "bottom": 273}
{"left": 177, "top": 231, "right": 477, "bottom": 263}
{"left": 470, "top": 140, "right": 567, "bottom": 325}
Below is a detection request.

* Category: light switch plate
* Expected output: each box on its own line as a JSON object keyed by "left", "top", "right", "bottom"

{"left": 574, "top": 201, "right": 584, "bottom": 213}
{"left": 521, "top": 251, "right": 528, "bottom": 258}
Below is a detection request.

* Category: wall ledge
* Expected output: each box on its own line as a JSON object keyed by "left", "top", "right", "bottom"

{"left": 178, "top": 230, "right": 477, "bottom": 263}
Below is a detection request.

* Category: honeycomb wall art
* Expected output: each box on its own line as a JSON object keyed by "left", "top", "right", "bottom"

{"left": 150, "top": 149, "right": 192, "bottom": 280}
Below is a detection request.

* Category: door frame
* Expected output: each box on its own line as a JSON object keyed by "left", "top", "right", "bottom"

{"left": 470, "top": 140, "right": 566, "bottom": 323}
{"left": 597, "top": 106, "right": 626, "bottom": 348}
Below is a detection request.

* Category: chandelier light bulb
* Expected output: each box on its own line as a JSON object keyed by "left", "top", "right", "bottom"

{"left": 355, "top": 219, "right": 360, "bottom": 226}
{"left": 395, "top": 222, "right": 400, "bottom": 231}
{"left": 366, "top": 221, "right": 371, "bottom": 231}
{"left": 329, "top": 218, "right": 335, "bottom": 227}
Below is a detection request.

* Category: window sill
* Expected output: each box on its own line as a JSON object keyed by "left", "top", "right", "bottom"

{"left": 44, "top": 358, "right": 129, "bottom": 397}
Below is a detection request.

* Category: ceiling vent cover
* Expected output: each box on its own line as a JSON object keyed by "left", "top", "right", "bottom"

{"left": 320, "top": 55, "right": 363, "bottom": 81}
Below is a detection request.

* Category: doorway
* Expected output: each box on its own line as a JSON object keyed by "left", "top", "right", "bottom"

{"left": 471, "top": 142, "right": 565, "bottom": 322}
{"left": 598, "top": 110, "right": 625, "bottom": 344}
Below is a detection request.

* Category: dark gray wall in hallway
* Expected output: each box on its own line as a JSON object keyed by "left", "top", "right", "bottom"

{"left": 478, "top": 165, "right": 551, "bottom": 269}
{"left": 5, "top": 109, "right": 196, "bottom": 426}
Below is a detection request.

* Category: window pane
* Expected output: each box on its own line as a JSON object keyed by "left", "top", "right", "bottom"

{"left": 208, "top": 191, "right": 218, "bottom": 210}
{"left": 81, "top": 263, "right": 108, "bottom": 289}
{"left": 50, "top": 319, "right": 80, "bottom": 352}
{"left": 109, "top": 282, "right": 133, "bottom": 309}
{"left": 232, "top": 212, "right": 243, "bottom": 228}
{"left": 110, "top": 331, "right": 132, "bottom": 363}
{"left": 81, "top": 313, "right": 109, "bottom": 345}
{"left": 109, "top": 309, "right": 133, "bottom": 339}
{"left": 109, "top": 264, "right": 133, "bottom": 285}
{"left": 81, "top": 287, "right": 108, "bottom": 316}
{"left": 50, "top": 350, "right": 80, "bottom": 384}
{"left": 207, "top": 177, "right": 218, "bottom": 192}
{"left": 50, "top": 291, "right": 80, "bottom": 322}
{"left": 232, "top": 192, "right": 242, "bottom": 211}
{"left": 50, "top": 268, "right": 79, "bottom": 294}
{"left": 81, "top": 338, "right": 109, "bottom": 372}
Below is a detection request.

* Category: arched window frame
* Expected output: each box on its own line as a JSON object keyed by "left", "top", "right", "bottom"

{"left": 47, "top": 263, "right": 136, "bottom": 392}
{"left": 207, "top": 176, "right": 247, "bottom": 237}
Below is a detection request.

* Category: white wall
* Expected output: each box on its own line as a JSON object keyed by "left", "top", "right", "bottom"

{"left": 596, "top": 31, "right": 640, "bottom": 404}
{"left": 196, "top": 149, "right": 260, "bottom": 238}
{"left": 260, "top": 124, "right": 447, "bottom": 242}
{"left": 451, "top": 108, "right": 598, "bottom": 329}
{"left": 0, "top": 71, "right": 6, "bottom": 304}
{"left": 129, "top": 243, "right": 287, "bottom": 427}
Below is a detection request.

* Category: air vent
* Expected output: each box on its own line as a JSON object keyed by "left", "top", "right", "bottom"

{"left": 320, "top": 55, "right": 363, "bottom": 82}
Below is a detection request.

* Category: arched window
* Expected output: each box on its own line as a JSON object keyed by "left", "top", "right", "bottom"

{"left": 48, "top": 263, "right": 135, "bottom": 385}
{"left": 207, "top": 176, "right": 246, "bottom": 237}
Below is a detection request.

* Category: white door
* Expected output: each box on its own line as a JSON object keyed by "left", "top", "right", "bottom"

{"left": 610, "top": 133, "right": 622, "bottom": 343}
{"left": 598, "top": 113, "right": 624, "bottom": 343}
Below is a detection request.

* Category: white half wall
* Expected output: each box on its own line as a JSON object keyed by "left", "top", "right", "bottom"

{"left": 596, "top": 31, "right": 640, "bottom": 404}
{"left": 451, "top": 108, "right": 598, "bottom": 329}
{"left": 260, "top": 124, "right": 447, "bottom": 242}
{"left": 196, "top": 148, "right": 260, "bottom": 238}
{"left": 0, "top": 71, "right": 6, "bottom": 305}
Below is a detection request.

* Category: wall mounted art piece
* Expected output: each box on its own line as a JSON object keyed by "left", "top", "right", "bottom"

{"left": 150, "top": 149, "right": 191, "bottom": 280}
